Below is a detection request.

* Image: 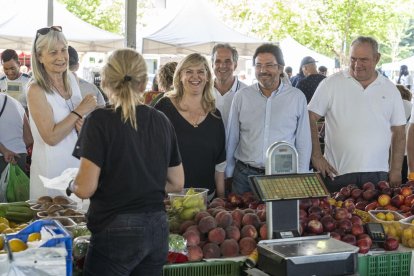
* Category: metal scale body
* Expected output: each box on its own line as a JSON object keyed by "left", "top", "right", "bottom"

{"left": 250, "top": 142, "right": 359, "bottom": 276}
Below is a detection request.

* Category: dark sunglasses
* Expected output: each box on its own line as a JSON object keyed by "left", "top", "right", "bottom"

{"left": 34, "top": 26, "right": 63, "bottom": 46}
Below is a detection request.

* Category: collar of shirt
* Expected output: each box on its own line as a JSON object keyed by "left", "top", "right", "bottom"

{"left": 343, "top": 69, "right": 384, "bottom": 88}
{"left": 256, "top": 81, "right": 285, "bottom": 99}
{"left": 214, "top": 77, "right": 241, "bottom": 95}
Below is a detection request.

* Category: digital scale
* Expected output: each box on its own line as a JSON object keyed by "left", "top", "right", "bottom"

{"left": 249, "top": 142, "right": 359, "bottom": 276}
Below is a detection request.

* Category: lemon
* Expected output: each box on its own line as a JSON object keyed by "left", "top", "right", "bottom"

{"left": 27, "top": 232, "right": 41, "bottom": 242}
{"left": 375, "top": 212, "right": 386, "bottom": 221}
{"left": 0, "top": 217, "right": 9, "bottom": 226}
{"left": 403, "top": 228, "right": 413, "bottom": 240}
{"left": 385, "top": 212, "right": 395, "bottom": 221}
{"left": 2, "top": 228, "right": 15, "bottom": 234}
{"left": 8, "top": 238, "right": 27, "bottom": 252}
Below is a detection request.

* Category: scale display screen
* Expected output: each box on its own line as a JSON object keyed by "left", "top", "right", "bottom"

{"left": 272, "top": 154, "right": 293, "bottom": 173}
{"left": 249, "top": 173, "right": 329, "bottom": 201}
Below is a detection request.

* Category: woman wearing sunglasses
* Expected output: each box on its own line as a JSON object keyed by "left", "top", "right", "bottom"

{"left": 27, "top": 26, "right": 97, "bottom": 199}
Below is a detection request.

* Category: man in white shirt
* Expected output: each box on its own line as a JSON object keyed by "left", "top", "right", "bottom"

{"left": 398, "top": 65, "right": 413, "bottom": 92}
{"left": 212, "top": 43, "right": 247, "bottom": 130}
{"left": 0, "top": 49, "right": 31, "bottom": 109}
{"left": 309, "top": 36, "right": 406, "bottom": 192}
{"left": 226, "top": 43, "right": 312, "bottom": 194}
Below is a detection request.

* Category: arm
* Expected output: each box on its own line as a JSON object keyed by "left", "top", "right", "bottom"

{"left": 73, "top": 157, "right": 100, "bottom": 199}
{"left": 389, "top": 125, "right": 406, "bottom": 187}
{"left": 27, "top": 85, "right": 97, "bottom": 146}
{"left": 407, "top": 124, "right": 414, "bottom": 176}
{"left": 165, "top": 164, "right": 184, "bottom": 193}
{"left": 294, "top": 99, "right": 312, "bottom": 173}
{"left": 215, "top": 171, "right": 225, "bottom": 198}
{"left": 309, "top": 111, "right": 338, "bottom": 178}
{"left": 0, "top": 143, "right": 20, "bottom": 164}
{"left": 22, "top": 114, "right": 33, "bottom": 147}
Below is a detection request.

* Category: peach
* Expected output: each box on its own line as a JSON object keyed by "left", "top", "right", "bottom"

{"left": 202, "top": 242, "right": 221, "bottom": 259}
{"left": 242, "top": 213, "right": 261, "bottom": 228}
{"left": 220, "top": 239, "right": 239, "bottom": 257}
{"left": 231, "top": 209, "right": 244, "bottom": 228}
{"left": 183, "top": 231, "right": 200, "bottom": 246}
{"left": 215, "top": 211, "right": 233, "bottom": 228}
{"left": 239, "top": 237, "right": 257, "bottom": 255}
{"left": 225, "top": 225, "right": 241, "bottom": 241}
{"left": 208, "top": 227, "right": 226, "bottom": 244}
{"left": 241, "top": 225, "right": 258, "bottom": 239}
{"left": 187, "top": 245, "right": 203, "bottom": 261}
{"left": 194, "top": 211, "right": 211, "bottom": 223}
{"left": 198, "top": 216, "right": 217, "bottom": 234}
{"left": 179, "top": 220, "right": 196, "bottom": 234}
{"left": 377, "top": 194, "right": 391, "bottom": 207}
{"left": 259, "top": 224, "right": 267, "bottom": 240}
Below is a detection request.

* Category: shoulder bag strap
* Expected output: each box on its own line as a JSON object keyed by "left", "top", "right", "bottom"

{"left": 0, "top": 95, "right": 7, "bottom": 118}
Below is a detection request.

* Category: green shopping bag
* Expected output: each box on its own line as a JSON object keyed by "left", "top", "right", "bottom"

{"left": 6, "top": 164, "right": 29, "bottom": 202}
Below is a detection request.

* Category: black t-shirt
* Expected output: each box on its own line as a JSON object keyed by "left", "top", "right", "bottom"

{"left": 154, "top": 97, "right": 226, "bottom": 194}
{"left": 296, "top": 74, "right": 326, "bottom": 103}
{"left": 73, "top": 105, "right": 181, "bottom": 233}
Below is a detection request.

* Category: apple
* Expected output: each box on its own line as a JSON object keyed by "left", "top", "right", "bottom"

{"left": 410, "top": 204, "right": 414, "bottom": 215}
{"left": 351, "top": 224, "right": 364, "bottom": 236}
{"left": 241, "top": 191, "right": 256, "bottom": 206}
{"left": 406, "top": 180, "right": 414, "bottom": 188}
{"left": 299, "top": 199, "right": 312, "bottom": 211}
{"left": 351, "top": 189, "right": 363, "bottom": 199}
{"left": 377, "top": 194, "right": 391, "bottom": 207}
{"left": 362, "top": 182, "right": 375, "bottom": 191}
{"left": 383, "top": 237, "right": 399, "bottom": 251}
{"left": 330, "top": 231, "right": 341, "bottom": 240}
{"left": 362, "top": 189, "right": 376, "bottom": 201}
{"left": 334, "top": 208, "right": 349, "bottom": 220}
{"left": 399, "top": 205, "right": 411, "bottom": 213}
{"left": 311, "top": 198, "right": 321, "bottom": 207}
{"left": 227, "top": 193, "right": 243, "bottom": 207}
{"left": 339, "top": 187, "right": 351, "bottom": 198}
{"left": 401, "top": 187, "right": 413, "bottom": 197}
{"left": 365, "top": 201, "right": 378, "bottom": 212}
{"left": 384, "top": 205, "right": 398, "bottom": 211}
{"left": 357, "top": 234, "right": 373, "bottom": 248}
{"left": 357, "top": 238, "right": 371, "bottom": 254}
{"left": 347, "top": 184, "right": 359, "bottom": 191}
{"left": 342, "top": 234, "right": 357, "bottom": 246}
{"left": 355, "top": 201, "right": 368, "bottom": 211}
{"left": 334, "top": 193, "right": 346, "bottom": 202}
{"left": 337, "top": 219, "right": 353, "bottom": 233}
{"left": 248, "top": 201, "right": 259, "bottom": 210}
{"left": 308, "top": 206, "right": 324, "bottom": 217}
{"left": 256, "top": 204, "right": 266, "bottom": 211}
{"left": 308, "top": 213, "right": 321, "bottom": 221}
{"left": 377, "top": 181, "right": 390, "bottom": 191}
{"left": 393, "top": 187, "right": 401, "bottom": 197}
{"left": 307, "top": 219, "right": 323, "bottom": 234}
{"left": 390, "top": 194, "right": 405, "bottom": 208}
{"left": 381, "top": 187, "right": 393, "bottom": 196}
{"left": 350, "top": 215, "right": 363, "bottom": 226}
{"left": 333, "top": 228, "right": 346, "bottom": 238}
{"left": 404, "top": 194, "right": 414, "bottom": 206}
{"left": 321, "top": 216, "right": 336, "bottom": 232}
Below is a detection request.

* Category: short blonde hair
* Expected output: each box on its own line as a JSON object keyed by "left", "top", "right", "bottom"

{"left": 101, "top": 48, "right": 147, "bottom": 129}
{"left": 158, "top": 61, "right": 177, "bottom": 92}
{"left": 167, "top": 53, "right": 215, "bottom": 114}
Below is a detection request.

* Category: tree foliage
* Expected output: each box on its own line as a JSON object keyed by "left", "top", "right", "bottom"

{"left": 213, "top": 0, "right": 414, "bottom": 65}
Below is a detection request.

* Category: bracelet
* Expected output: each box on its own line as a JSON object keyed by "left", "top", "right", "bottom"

{"left": 66, "top": 179, "right": 75, "bottom": 197}
{"left": 408, "top": 172, "right": 414, "bottom": 181}
{"left": 71, "top": 110, "right": 82, "bottom": 119}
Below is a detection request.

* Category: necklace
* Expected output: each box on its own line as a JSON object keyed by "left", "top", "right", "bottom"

{"left": 51, "top": 82, "right": 74, "bottom": 111}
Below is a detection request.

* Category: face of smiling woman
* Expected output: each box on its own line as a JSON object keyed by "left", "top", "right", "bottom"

{"left": 38, "top": 40, "right": 68, "bottom": 75}
{"left": 180, "top": 63, "right": 208, "bottom": 96}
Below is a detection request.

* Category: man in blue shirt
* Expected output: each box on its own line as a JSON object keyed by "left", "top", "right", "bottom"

{"left": 225, "top": 43, "right": 312, "bottom": 194}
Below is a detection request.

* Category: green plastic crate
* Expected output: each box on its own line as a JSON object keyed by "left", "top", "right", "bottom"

{"left": 358, "top": 252, "right": 411, "bottom": 276}
{"left": 163, "top": 261, "right": 241, "bottom": 276}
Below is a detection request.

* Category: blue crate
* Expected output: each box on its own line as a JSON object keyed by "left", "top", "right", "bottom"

{"left": 6, "top": 219, "right": 72, "bottom": 276}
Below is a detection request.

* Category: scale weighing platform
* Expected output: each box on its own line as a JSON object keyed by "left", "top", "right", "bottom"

{"left": 249, "top": 142, "right": 359, "bottom": 276}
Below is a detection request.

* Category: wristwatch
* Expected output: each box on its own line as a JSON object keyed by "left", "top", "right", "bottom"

{"left": 66, "top": 179, "right": 74, "bottom": 197}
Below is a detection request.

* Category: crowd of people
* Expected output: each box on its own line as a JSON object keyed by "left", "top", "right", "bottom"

{"left": 0, "top": 28, "right": 414, "bottom": 275}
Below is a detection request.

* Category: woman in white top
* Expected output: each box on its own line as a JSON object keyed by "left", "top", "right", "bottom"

{"left": 27, "top": 26, "right": 97, "bottom": 199}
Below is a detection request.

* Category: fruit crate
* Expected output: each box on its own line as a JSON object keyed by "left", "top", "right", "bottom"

{"left": 5, "top": 219, "right": 72, "bottom": 276}
{"left": 163, "top": 260, "right": 241, "bottom": 276}
{"left": 368, "top": 210, "right": 404, "bottom": 240}
{"left": 358, "top": 251, "right": 411, "bottom": 276}
{"left": 399, "top": 215, "right": 414, "bottom": 247}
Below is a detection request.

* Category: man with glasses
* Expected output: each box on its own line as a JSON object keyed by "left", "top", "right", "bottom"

{"left": 0, "top": 49, "right": 31, "bottom": 109}
{"left": 309, "top": 36, "right": 406, "bottom": 192}
{"left": 211, "top": 43, "right": 247, "bottom": 130}
{"left": 226, "top": 43, "right": 311, "bottom": 194}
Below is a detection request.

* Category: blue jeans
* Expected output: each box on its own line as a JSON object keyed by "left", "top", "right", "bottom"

{"left": 232, "top": 161, "right": 264, "bottom": 194}
{"left": 83, "top": 211, "right": 168, "bottom": 276}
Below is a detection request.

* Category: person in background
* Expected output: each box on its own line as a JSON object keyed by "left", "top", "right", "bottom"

{"left": 396, "top": 84, "right": 412, "bottom": 184}
{"left": 0, "top": 49, "right": 31, "bottom": 109}
{"left": 226, "top": 43, "right": 311, "bottom": 194}
{"left": 291, "top": 66, "right": 305, "bottom": 87}
{"left": 27, "top": 26, "right": 97, "bottom": 199}
{"left": 149, "top": 61, "right": 178, "bottom": 107}
{"left": 284, "top": 66, "right": 293, "bottom": 80}
{"left": 309, "top": 36, "right": 406, "bottom": 192}
{"left": 68, "top": 46, "right": 106, "bottom": 107}
{"left": 318, "top": 65, "right": 328, "bottom": 76}
{"left": 211, "top": 43, "right": 247, "bottom": 130}
{"left": 155, "top": 53, "right": 226, "bottom": 199}
{"left": 68, "top": 48, "right": 184, "bottom": 276}
{"left": 0, "top": 93, "right": 33, "bottom": 173}
{"left": 398, "top": 65, "right": 413, "bottom": 91}
{"left": 296, "top": 56, "right": 326, "bottom": 103}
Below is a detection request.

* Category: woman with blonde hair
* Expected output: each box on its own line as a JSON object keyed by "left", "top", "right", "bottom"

{"left": 27, "top": 26, "right": 97, "bottom": 199}
{"left": 68, "top": 48, "right": 184, "bottom": 275}
{"left": 155, "top": 53, "right": 226, "bottom": 199}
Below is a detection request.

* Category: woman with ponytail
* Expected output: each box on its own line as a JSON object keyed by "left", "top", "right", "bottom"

{"left": 69, "top": 48, "right": 184, "bottom": 275}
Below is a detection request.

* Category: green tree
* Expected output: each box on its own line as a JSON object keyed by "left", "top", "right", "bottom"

{"left": 58, "top": 0, "right": 123, "bottom": 34}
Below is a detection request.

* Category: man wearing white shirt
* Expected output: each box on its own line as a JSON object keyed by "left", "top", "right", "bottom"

{"left": 226, "top": 43, "right": 312, "bottom": 194}
{"left": 212, "top": 43, "right": 247, "bottom": 130}
{"left": 309, "top": 36, "right": 406, "bottom": 191}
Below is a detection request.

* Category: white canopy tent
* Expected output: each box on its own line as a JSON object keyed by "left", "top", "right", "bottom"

{"left": 141, "top": 0, "right": 265, "bottom": 56}
{"left": 279, "top": 37, "right": 336, "bottom": 74}
{"left": 381, "top": 56, "right": 414, "bottom": 71}
{"left": 0, "top": 0, "right": 124, "bottom": 52}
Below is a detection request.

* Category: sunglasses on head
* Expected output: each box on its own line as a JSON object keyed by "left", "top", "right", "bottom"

{"left": 34, "top": 26, "right": 63, "bottom": 46}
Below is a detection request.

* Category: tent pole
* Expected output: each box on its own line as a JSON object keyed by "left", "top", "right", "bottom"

{"left": 47, "top": 0, "right": 53, "bottom": 26}
{"left": 125, "top": 0, "right": 137, "bottom": 49}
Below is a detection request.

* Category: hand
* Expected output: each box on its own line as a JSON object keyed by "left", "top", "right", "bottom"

{"left": 3, "top": 149, "right": 20, "bottom": 164}
{"left": 311, "top": 155, "right": 338, "bottom": 180}
{"left": 75, "top": 94, "right": 97, "bottom": 116}
{"left": 388, "top": 170, "right": 402, "bottom": 188}
{"left": 75, "top": 118, "right": 84, "bottom": 133}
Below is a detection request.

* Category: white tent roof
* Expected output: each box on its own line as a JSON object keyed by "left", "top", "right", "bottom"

{"left": 381, "top": 56, "right": 414, "bottom": 71}
{"left": 279, "top": 37, "right": 335, "bottom": 74}
{"left": 141, "top": 0, "right": 265, "bottom": 56}
{"left": 0, "top": 0, "right": 124, "bottom": 52}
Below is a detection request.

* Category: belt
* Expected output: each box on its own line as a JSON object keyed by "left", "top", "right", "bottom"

{"left": 237, "top": 160, "right": 265, "bottom": 174}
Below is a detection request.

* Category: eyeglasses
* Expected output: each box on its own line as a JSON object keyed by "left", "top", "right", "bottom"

{"left": 255, "top": 63, "right": 279, "bottom": 70}
{"left": 34, "top": 26, "right": 62, "bottom": 46}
